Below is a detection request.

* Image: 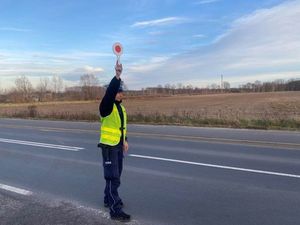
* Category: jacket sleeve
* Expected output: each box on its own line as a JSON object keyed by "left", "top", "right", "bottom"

{"left": 99, "top": 77, "right": 121, "bottom": 117}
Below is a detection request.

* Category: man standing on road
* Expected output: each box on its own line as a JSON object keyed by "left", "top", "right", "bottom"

{"left": 98, "top": 61, "right": 131, "bottom": 222}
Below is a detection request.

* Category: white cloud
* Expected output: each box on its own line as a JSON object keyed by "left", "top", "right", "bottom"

{"left": 60, "top": 66, "right": 106, "bottom": 85}
{"left": 193, "top": 34, "right": 206, "bottom": 38}
{"left": 72, "top": 66, "right": 104, "bottom": 75}
{"left": 0, "top": 27, "right": 31, "bottom": 32}
{"left": 0, "top": 65, "right": 105, "bottom": 90}
{"left": 194, "top": 0, "right": 220, "bottom": 5}
{"left": 131, "top": 17, "right": 188, "bottom": 28}
{"left": 148, "top": 31, "right": 167, "bottom": 36}
{"left": 0, "top": 49, "right": 109, "bottom": 89}
{"left": 0, "top": 50, "right": 110, "bottom": 67}
{"left": 126, "top": 1, "right": 300, "bottom": 89}
{"left": 127, "top": 56, "right": 170, "bottom": 73}
{"left": 31, "top": 51, "right": 112, "bottom": 62}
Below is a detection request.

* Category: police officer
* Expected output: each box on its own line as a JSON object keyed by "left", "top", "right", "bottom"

{"left": 98, "top": 61, "right": 130, "bottom": 222}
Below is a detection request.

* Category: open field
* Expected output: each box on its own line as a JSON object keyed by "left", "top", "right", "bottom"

{"left": 0, "top": 91, "right": 300, "bottom": 130}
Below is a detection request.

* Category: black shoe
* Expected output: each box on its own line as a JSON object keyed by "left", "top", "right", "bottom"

{"left": 110, "top": 211, "right": 131, "bottom": 222}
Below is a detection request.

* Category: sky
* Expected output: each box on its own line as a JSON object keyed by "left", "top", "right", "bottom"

{"left": 0, "top": 0, "right": 299, "bottom": 90}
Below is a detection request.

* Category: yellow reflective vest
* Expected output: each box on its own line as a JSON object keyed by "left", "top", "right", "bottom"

{"left": 100, "top": 103, "right": 127, "bottom": 146}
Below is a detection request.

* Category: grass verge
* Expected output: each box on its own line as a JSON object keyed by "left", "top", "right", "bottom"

{"left": 128, "top": 113, "right": 300, "bottom": 130}
{"left": 0, "top": 106, "right": 299, "bottom": 131}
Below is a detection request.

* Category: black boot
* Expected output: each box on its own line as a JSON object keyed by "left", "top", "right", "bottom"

{"left": 110, "top": 211, "right": 131, "bottom": 222}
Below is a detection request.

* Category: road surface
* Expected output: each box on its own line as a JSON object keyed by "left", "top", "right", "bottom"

{"left": 0, "top": 118, "right": 299, "bottom": 225}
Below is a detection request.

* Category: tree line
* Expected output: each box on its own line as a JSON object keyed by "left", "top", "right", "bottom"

{"left": 125, "top": 79, "right": 300, "bottom": 96}
{"left": 0, "top": 74, "right": 105, "bottom": 103}
{"left": 0, "top": 75, "right": 299, "bottom": 103}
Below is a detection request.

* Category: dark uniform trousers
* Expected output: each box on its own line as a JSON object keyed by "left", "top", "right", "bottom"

{"left": 101, "top": 143, "right": 124, "bottom": 213}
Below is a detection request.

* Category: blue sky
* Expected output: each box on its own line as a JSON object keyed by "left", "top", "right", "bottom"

{"left": 0, "top": 0, "right": 299, "bottom": 90}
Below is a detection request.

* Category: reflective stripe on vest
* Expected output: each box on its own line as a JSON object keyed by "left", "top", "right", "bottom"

{"left": 100, "top": 103, "right": 127, "bottom": 146}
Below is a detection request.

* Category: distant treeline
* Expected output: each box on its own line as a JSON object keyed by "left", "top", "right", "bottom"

{"left": 0, "top": 74, "right": 106, "bottom": 103}
{"left": 125, "top": 79, "right": 300, "bottom": 96}
{"left": 0, "top": 75, "right": 299, "bottom": 103}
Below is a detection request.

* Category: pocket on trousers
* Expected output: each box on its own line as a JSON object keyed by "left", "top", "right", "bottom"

{"left": 102, "top": 146, "right": 111, "bottom": 162}
{"left": 102, "top": 146, "right": 119, "bottom": 179}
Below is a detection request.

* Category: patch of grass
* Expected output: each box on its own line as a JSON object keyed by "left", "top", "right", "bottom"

{"left": 1, "top": 110, "right": 299, "bottom": 130}
{"left": 0, "top": 110, "right": 99, "bottom": 122}
{"left": 128, "top": 113, "right": 300, "bottom": 130}
{"left": 28, "top": 105, "right": 38, "bottom": 118}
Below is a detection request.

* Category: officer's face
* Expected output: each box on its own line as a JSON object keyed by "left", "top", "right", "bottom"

{"left": 115, "top": 92, "right": 123, "bottom": 101}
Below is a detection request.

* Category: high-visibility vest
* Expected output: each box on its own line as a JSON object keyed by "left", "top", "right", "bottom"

{"left": 100, "top": 103, "right": 127, "bottom": 146}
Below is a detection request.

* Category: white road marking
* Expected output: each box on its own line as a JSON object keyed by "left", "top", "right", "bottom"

{"left": 0, "top": 138, "right": 83, "bottom": 151}
{"left": 0, "top": 183, "right": 32, "bottom": 195}
{"left": 129, "top": 154, "right": 300, "bottom": 179}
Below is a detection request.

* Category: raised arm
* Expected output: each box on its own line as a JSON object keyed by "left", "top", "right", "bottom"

{"left": 99, "top": 62, "right": 123, "bottom": 117}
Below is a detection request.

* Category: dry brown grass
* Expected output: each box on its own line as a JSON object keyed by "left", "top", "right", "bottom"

{"left": 0, "top": 91, "right": 299, "bottom": 129}
{"left": 124, "top": 91, "right": 300, "bottom": 121}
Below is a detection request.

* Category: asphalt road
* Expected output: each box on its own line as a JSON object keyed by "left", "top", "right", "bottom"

{"left": 0, "top": 118, "right": 300, "bottom": 225}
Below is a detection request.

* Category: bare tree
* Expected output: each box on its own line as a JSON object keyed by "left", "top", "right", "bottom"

{"left": 254, "top": 80, "right": 262, "bottom": 92}
{"left": 186, "top": 84, "right": 193, "bottom": 95}
{"left": 156, "top": 84, "right": 164, "bottom": 94}
{"left": 164, "top": 83, "right": 172, "bottom": 95}
{"left": 274, "top": 79, "right": 285, "bottom": 91}
{"left": 80, "top": 74, "right": 99, "bottom": 87}
{"left": 287, "top": 79, "right": 300, "bottom": 91}
{"left": 37, "top": 77, "right": 50, "bottom": 101}
{"left": 80, "top": 74, "right": 99, "bottom": 100}
{"left": 14, "top": 75, "right": 34, "bottom": 102}
{"left": 52, "top": 75, "right": 64, "bottom": 93}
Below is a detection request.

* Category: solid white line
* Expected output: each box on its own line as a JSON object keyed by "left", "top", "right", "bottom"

{"left": 0, "top": 183, "right": 32, "bottom": 196}
{"left": 0, "top": 138, "right": 83, "bottom": 151}
{"left": 129, "top": 154, "right": 300, "bottom": 179}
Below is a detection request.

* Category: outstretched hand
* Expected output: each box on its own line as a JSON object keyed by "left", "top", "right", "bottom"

{"left": 115, "top": 61, "right": 123, "bottom": 79}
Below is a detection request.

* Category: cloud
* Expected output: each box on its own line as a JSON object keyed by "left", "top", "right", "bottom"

{"left": 61, "top": 66, "right": 105, "bottom": 83}
{"left": 0, "top": 49, "right": 108, "bottom": 88}
{"left": 194, "top": 0, "right": 220, "bottom": 5}
{"left": 126, "top": 1, "right": 300, "bottom": 89}
{"left": 148, "top": 31, "right": 168, "bottom": 36}
{"left": 0, "top": 65, "right": 105, "bottom": 90}
{"left": 131, "top": 17, "right": 188, "bottom": 28}
{"left": 72, "top": 66, "right": 104, "bottom": 75}
{"left": 193, "top": 34, "right": 206, "bottom": 38}
{"left": 127, "top": 56, "right": 170, "bottom": 73}
{"left": 0, "top": 27, "right": 31, "bottom": 32}
{"left": 31, "top": 51, "right": 112, "bottom": 62}
{"left": 0, "top": 50, "right": 110, "bottom": 70}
